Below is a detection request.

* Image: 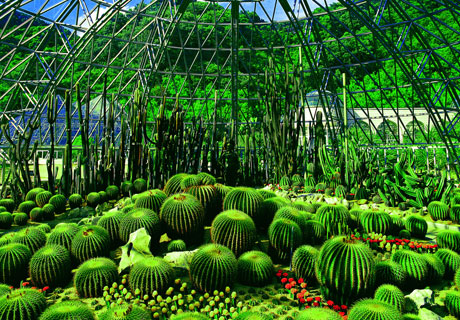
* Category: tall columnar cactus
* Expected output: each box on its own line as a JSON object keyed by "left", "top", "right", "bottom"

{"left": 391, "top": 250, "right": 428, "bottom": 289}
{"left": 405, "top": 215, "right": 428, "bottom": 239}
{"left": 47, "top": 223, "right": 80, "bottom": 251}
{"left": 0, "top": 288, "right": 46, "bottom": 320}
{"left": 316, "top": 236, "right": 375, "bottom": 305}
{"left": 436, "top": 230, "right": 460, "bottom": 253}
{"left": 316, "top": 204, "right": 351, "bottom": 238}
{"left": 29, "top": 244, "right": 71, "bottom": 289}
{"left": 360, "top": 210, "right": 392, "bottom": 235}
{"left": 347, "top": 299, "right": 402, "bottom": 320}
{"left": 12, "top": 227, "right": 46, "bottom": 253}
{"left": 210, "top": 210, "right": 256, "bottom": 256}
{"left": 435, "top": 248, "right": 460, "bottom": 279}
{"left": 74, "top": 257, "right": 119, "bottom": 298}
{"left": 223, "top": 187, "right": 264, "bottom": 224}
{"left": 374, "top": 284, "right": 405, "bottom": 312}
{"left": 0, "top": 243, "right": 32, "bottom": 286}
{"left": 159, "top": 194, "right": 205, "bottom": 244}
{"left": 71, "top": 225, "right": 111, "bottom": 264}
{"left": 134, "top": 189, "right": 167, "bottom": 213}
{"left": 128, "top": 257, "right": 174, "bottom": 296}
{"left": 39, "top": 300, "right": 95, "bottom": 320}
{"left": 268, "top": 218, "right": 303, "bottom": 262}
{"left": 427, "top": 201, "right": 449, "bottom": 221}
{"left": 119, "top": 208, "right": 162, "bottom": 246}
{"left": 292, "top": 245, "right": 318, "bottom": 282}
{"left": 189, "top": 244, "right": 237, "bottom": 292}
{"left": 237, "top": 251, "right": 273, "bottom": 287}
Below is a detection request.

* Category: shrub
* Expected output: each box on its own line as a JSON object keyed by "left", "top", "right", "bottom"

{"left": 237, "top": 251, "right": 273, "bottom": 286}
{"left": 12, "top": 227, "right": 46, "bottom": 253}
{"left": 316, "top": 236, "right": 375, "bottom": 305}
{"left": 47, "top": 223, "right": 79, "bottom": 251}
{"left": 128, "top": 257, "right": 174, "bottom": 296}
{"left": 38, "top": 300, "right": 95, "bottom": 320}
{"left": 292, "top": 245, "right": 318, "bottom": 282}
{"left": 35, "top": 191, "right": 52, "bottom": 208}
{"left": 71, "top": 225, "right": 111, "bottom": 263}
{"left": 0, "top": 243, "right": 32, "bottom": 286}
{"left": 405, "top": 215, "right": 427, "bottom": 239}
{"left": 211, "top": 210, "right": 256, "bottom": 256}
{"left": 189, "top": 244, "right": 237, "bottom": 292}
{"left": 68, "top": 194, "right": 83, "bottom": 209}
{"left": 0, "top": 288, "right": 46, "bottom": 320}
{"left": 347, "top": 299, "right": 402, "bottom": 320}
{"left": 74, "top": 257, "right": 119, "bottom": 298}
{"left": 29, "top": 244, "right": 71, "bottom": 289}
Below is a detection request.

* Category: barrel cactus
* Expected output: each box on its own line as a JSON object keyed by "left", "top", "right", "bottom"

{"left": 258, "top": 197, "right": 291, "bottom": 230}
{"left": 360, "top": 210, "right": 392, "bottom": 235}
{"left": 164, "top": 173, "right": 189, "bottom": 196}
{"left": 49, "top": 194, "right": 67, "bottom": 214}
{"left": 0, "top": 233, "right": 15, "bottom": 247}
{"left": 211, "top": 210, "right": 256, "bottom": 256}
{"left": 98, "top": 191, "right": 108, "bottom": 203}
{"left": 274, "top": 206, "right": 307, "bottom": 231}
{"left": 347, "top": 299, "right": 402, "bottom": 320}
{"left": 445, "top": 290, "right": 460, "bottom": 319}
{"left": 74, "top": 257, "right": 119, "bottom": 298}
{"left": 391, "top": 250, "right": 428, "bottom": 289}
{"left": 0, "top": 212, "right": 13, "bottom": 229}
{"left": 435, "top": 248, "right": 460, "bottom": 279}
{"left": 47, "top": 223, "right": 80, "bottom": 251}
{"left": 404, "top": 215, "right": 427, "bottom": 239}
{"left": 0, "top": 285, "right": 9, "bottom": 297}
{"left": 12, "top": 227, "right": 46, "bottom": 253}
{"left": 0, "top": 243, "right": 32, "bottom": 285}
{"left": 303, "top": 220, "right": 326, "bottom": 245}
{"left": 0, "top": 199, "right": 15, "bottom": 212}
{"left": 292, "top": 245, "right": 318, "bottom": 282}
{"left": 134, "top": 189, "right": 167, "bottom": 213}
{"left": 13, "top": 212, "right": 28, "bottom": 226}
{"left": 189, "top": 244, "right": 237, "bottom": 292}
{"left": 39, "top": 300, "right": 95, "bottom": 320}
{"left": 99, "top": 304, "right": 151, "bottom": 320}
{"left": 119, "top": 208, "right": 162, "bottom": 247}
{"left": 121, "top": 181, "right": 134, "bottom": 196}
{"left": 128, "top": 257, "right": 174, "bottom": 296}
{"left": 42, "top": 204, "right": 55, "bottom": 220}
{"left": 235, "top": 312, "right": 274, "bottom": 320}
{"left": 180, "top": 175, "right": 202, "bottom": 191}
{"left": 294, "top": 308, "right": 342, "bottom": 320}
{"left": 35, "top": 191, "right": 52, "bottom": 208}
{"left": 97, "top": 211, "right": 124, "bottom": 244}
{"left": 185, "top": 185, "right": 219, "bottom": 224}
{"left": 257, "top": 189, "right": 277, "bottom": 200}
{"left": 159, "top": 194, "right": 205, "bottom": 244}
{"left": 71, "top": 225, "right": 111, "bottom": 263}
{"left": 167, "top": 239, "right": 187, "bottom": 252}
{"left": 197, "top": 172, "right": 217, "bottom": 185}
{"left": 237, "top": 250, "right": 273, "bottom": 286}
{"left": 0, "top": 288, "right": 46, "bottom": 320}
{"left": 25, "top": 188, "right": 45, "bottom": 202}
{"left": 18, "top": 201, "right": 37, "bottom": 215}
{"left": 427, "top": 201, "right": 449, "bottom": 221}
{"left": 133, "top": 178, "right": 147, "bottom": 194}
{"left": 391, "top": 216, "right": 405, "bottom": 235}
{"left": 316, "top": 204, "right": 350, "bottom": 237}
{"left": 86, "top": 192, "right": 101, "bottom": 208}
{"left": 374, "top": 260, "right": 406, "bottom": 287}
{"left": 422, "top": 253, "right": 445, "bottom": 284}
{"left": 436, "top": 229, "right": 460, "bottom": 253}
{"left": 29, "top": 244, "right": 71, "bottom": 289}
{"left": 374, "top": 284, "right": 405, "bottom": 312}
{"left": 105, "top": 185, "right": 120, "bottom": 201}
{"left": 455, "top": 268, "right": 460, "bottom": 289}
{"left": 450, "top": 204, "right": 460, "bottom": 223}
{"left": 316, "top": 236, "right": 375, "bottom": 305}
{"left": 69, "top": 194, "right": 84, "bottom": 209}
{"left": 223, "top": 187, "right": 264, "bottom": 223}
{"left": 35, "top": 224, "right": 51, "bottom": 234}
{"left": 291, "top": 201, "right": 315, "bottom": 213}
{"left": 30, "top": 208, "right": 44, "bottom": 222}
{"left": 268, "top": 218, "right": 303, "bottom": 262}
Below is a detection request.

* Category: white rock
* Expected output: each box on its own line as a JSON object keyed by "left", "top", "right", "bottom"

{"left": 418, "top": 308, "right": 442, "bottom": 320}
{"left": 164, "top": 249, "right": 199, "bottom": 269}
{"left": 118, "top": 228, "right": 153, "bottom": 273}
{"left": 405, "top": 289, "right": 434, "bottom": 311}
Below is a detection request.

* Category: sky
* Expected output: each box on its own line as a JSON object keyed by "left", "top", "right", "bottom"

{"left": 23, "top": 0, "right": 337, "bottom": 27}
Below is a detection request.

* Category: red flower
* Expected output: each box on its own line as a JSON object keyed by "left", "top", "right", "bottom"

{"left": 297, "top": 292, "right": 304, "bottom": 299}
{"left": 22, "top": 282, "right": 29, "bottom": 286}
{"left": 299, "top": 298, "right": 306, "bottom": 304}
{"left": 281, "top": 278, "right": 288, "bottom": 283}
{"left": 277, "top": 269, "right": 283, "bottom": 273}
{"left": 43, "top": 286, "right": 50, "bottom": 291}
{"left": 291, "top": 288, "right": 298, "bottom": 295}
{"left": 276, "top": 272, "right": 282, "bottom": 277}
{"left": 285, "top": 284, "right": 291, "bottom": 290}
{"left": 290, "top": 281, "right": 297, "bottom": 286}
{"left": 339, "top": 312, "right": 345, "bottom": 316}
{"left": 300, "top": 282, "right": 307, "bottom": 288}
{"left": 333, "top": 305, "right": 341, "bottom": 311}
{"left": 288, "top": 278, "right": 294, "bottom": 282}
{"left": 305, "top": 306, "right": 310, "bottom": 309}
{"left": 341, "top": 305, "right": 348, "bottom": 310}
{"left": 315, "top": 296, "right": 322, "bottom": 301}
{"left": 306, "top": 297, "right": 314, "bottom": 303}
{"left": 298, "top": 278, "right": 304, "bottom": 284}
{"left": 8, "top": 286, "right": 13, "bottom": 289}
{"left": 283, "top": 272, "right": 288, "bottom": 277}
{"left": 313, "top": 302, "right": 319, "bottom": 307}
{"left": 327, "top": 300, "right": 334, "bottom": 306}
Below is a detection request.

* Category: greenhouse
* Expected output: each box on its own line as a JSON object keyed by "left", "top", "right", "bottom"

{"left": 0, "top": 0, "right": 459, "bottom": 319}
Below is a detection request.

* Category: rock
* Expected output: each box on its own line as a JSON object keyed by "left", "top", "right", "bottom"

{"left": 163, "top": 249, "right": 198, "bottom": 269}
{"left": 118, "top": 228, "right": 153, "bottom": 273}
{"left": 61, "top": 206, "right": 96, "bottom": 219}
{"left": 325, "top": 197, "right": 339, "bottom": 204}
{"left": 360, "top": 204, "right": 370, "bottom": 211}
{"left": 418, "top": 308, "right": 442, "bottom": 320}
{"left": 405, "top": 289, "right": 435, "bottom": 313}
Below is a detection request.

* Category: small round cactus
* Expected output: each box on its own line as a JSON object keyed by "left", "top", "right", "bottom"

{"left": 189, "top": 243, "right": 237, "bottom": 292}
{"left": 237, "top": 250, "right": 273, "bottom": 286}
{"left": 211, "top": 210, "right": 256, "bottom": 256}
{"left": 223, "top": 187, "right": 264, "bottom": 223}
{"left": 13, "top": 212, "right": 28, "bottom": 226}
{"left": 292, "top": 245, "right": 318, "bottom": 282}
{"left": 105, "top": 185, "right": 120, "bottom": 201}
{"left": 74, "top": 257, "right": 119, "bottom": 298}
{"left": 167, "top": 239, "right": 187, "bottom": 252}
{"left": 436, "top": 229, "right": 460, "bottom": 253}
{"left": 25, "top": 187, "right": 46, "bottom": 202}
{"left": 39, "top": 300, "right": 95, "bottom": 320}
{"left": 121, "top": 181, "right": 134, "bottom": 196}
{"left": 0, "top": 199, "right": 15, "bottom": 212}
{"left": 360, "top": 210, "right": 392, "bottom": 235}
{"left": 444, "top": 290, "right": 460, "bottom": 319}
{"left": 268, "top": 218, "right": 303, "bottom": 262}
{"left": 0, "top": 243, "right": 32, "bottom": 286}
{"left": 12, "top": 227, "right": 46, "bottom": 253}
{"left": 316, "top": 236, "right": 375, "bottom": 306}
{"left": 30, "top": 207, "right": 44, "bottom": 222}
{"left": 49, "top": 194, "right": 67, "bottom": 214}
{"left": 133, "top": 178, "right": 147, "bottom": 194}
{"left": 427, "top": 201, "right": 449, "bottom": 221}
{"left": 0, "top": 288, "right": 46, "bottom": 320}
{"left": 71, "top": 225, "right": 111, "bottom": 263}
{"left": 374, "top": 284, "right": 405, "bottom": 312}
{"left": 164, "top": 173, "right": 189, "bottom": 196}
{"left": 29, "top": 244, "right": 71, "bottom": 289}
{"left": 405, "top": 215, "right": 427, "bottom": 239}
{"left": 98, "top": 191, "right": 108, "bottom": 203}
{"left": 35, "top": 191, "right": 52, "bottom": 208}
{"left": 0, "top": 212, "right": 13, "bottom": 229}
{"left": 347, "top": 299, "right": 402, "bottom": 320}
{"left": 42, "top": 204, "right": 55, "bottom": 220}
{"left": 159, "top": 193, "right": 205, "bottom": 244}
{"left": 422, "top": 253, "right": 445, "bottom": 284}
{"left": 435, "top": 248, "right": 460, "bottom": 279}
{"left": 294, "top": 308, "right": 342, "bottom": 320}
{"left": 119, "top": 208, "right": 162, "bottom": 246}
{"left": 99, "top": 304, "right": 151, "bottom": 320}
{"left": 47, "top": 223, "right": 80, "bottom": 251}
{"left": 128, "top": 257, "right": 174, "bottom": 296}
{"left": 97, "top": 211, "right": 124, "bottom": 244}
{"left": 18, "top": 200, "right": 37, "bottom": 215}
{"left": 134, "top": 189, "right": 167, "bottom": 213}
{"left": 69, "top": 194, "right": 84, "bottom": 209}
{"left": 391, "top": 250, "right": 428, "bottom": 289}
{"left": 86, "top": 192, "right": 101, "bottom": 208}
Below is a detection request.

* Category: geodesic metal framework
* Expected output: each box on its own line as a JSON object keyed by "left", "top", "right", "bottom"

{"left": 0, "top": 0, "right": 459, "bottom": 163}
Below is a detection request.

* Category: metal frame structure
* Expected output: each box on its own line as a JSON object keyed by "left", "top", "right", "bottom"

{"left": 0, "top": 0, "right": 459, "bottom": 159}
